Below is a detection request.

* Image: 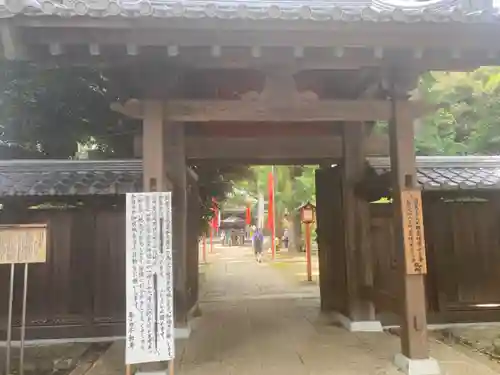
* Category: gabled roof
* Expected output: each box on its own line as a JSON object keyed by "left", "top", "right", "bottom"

{"left": 0, "top": 156, "right": 500, "bottom": 197}
{"left": 1, "top": 0, "right": 497, "bottom": 23}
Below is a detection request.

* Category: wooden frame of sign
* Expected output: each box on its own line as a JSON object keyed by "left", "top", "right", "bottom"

{"left": 1, "top": 224, "right": 47, "bottom": 375}
{"left": 400, "top": 189, "right": 427, "bottom": 275}
{"left": 0, "top": 224, "right": 48, "bottom": 264}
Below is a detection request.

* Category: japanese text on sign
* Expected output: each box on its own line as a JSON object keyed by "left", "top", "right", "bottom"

{"left": 125, "top": 192, "right": 174, "bottom": 365}
{"left": 401, "top": 190, "right": 427, "bottom": 275}
{"left": 0, "top": 224, "right": 47, "bottom": 264}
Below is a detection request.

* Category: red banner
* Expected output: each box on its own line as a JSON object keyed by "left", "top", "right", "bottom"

{"left": 245, "top": 206, "right": 251, "bottom": 225}
{"left": 211, "top": 198, "right": 219, "bottom": 229}
{"left": 267, "top": 171, "right": 274, "bottom": 231}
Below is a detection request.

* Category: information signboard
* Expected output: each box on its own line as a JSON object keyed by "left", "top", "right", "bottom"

{"left": 125, "top": 192, "right": 174, "bottom": 365}
{"left": 400, "top": 189, "right": 427, "bottom": 275}
{"left": 0, "top": 224, "right": 47, "bottom": 264}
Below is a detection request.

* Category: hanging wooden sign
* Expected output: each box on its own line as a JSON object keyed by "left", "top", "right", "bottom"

{"left": 125, "top": 192, "right": 175, "bottom": 365}
{"left": 400, "top": 189, "right": 427, "bottom": 275}
{"left": 0, "top": 224, "right": 47, "bottom": 264}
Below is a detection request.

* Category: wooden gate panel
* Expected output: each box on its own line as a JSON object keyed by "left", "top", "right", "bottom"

{"left": 93, "top": 209, "right": 126, "bottom": 322}
{"left": 69, "top": 209, "right": 96, "bottom": 321}
{"left": 433, "top": 201, "right": 500, "bottom": 311}
{"left": 369, "top": 204, "right": 400, "bottom": 313}
{"left": 315, "top": 166, "right": 347, "bottom": 314}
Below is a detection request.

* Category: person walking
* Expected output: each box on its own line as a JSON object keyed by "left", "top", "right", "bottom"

{"left": 220, "top": 230, "right": 226, "bottom": 246}
{"left": 252, "top": 228, "right": 264, "bottom": 263}
{"left": 282, "top": 228, "right": 289, "bottom": 249}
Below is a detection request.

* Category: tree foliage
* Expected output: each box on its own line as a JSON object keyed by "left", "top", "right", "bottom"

{"left": 0, "top": 62, "right": 134, "bottom": 157}
{"left": 415, "top": 68, "right": 500, "bottom": 155}
{"left": 195, "top": 164, "right": 253, "bottom": 231}
{"left": 225, "top": 165, "right": 316, "bottom": 226}
{"left": 0, "top": 61, "right": 250, "bottom": 224}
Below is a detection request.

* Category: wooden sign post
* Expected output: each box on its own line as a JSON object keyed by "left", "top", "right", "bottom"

{"left": 400, "top": 189, "right": 427, "bottom": 275}
{"left": 0, "top": 224, "right": 47, "bottom": 375}
{"left": 300, "top": 202, "right": 316, "bottom": 282}
{"left": 125, "top": 193, "right": 175, "bottom": 375}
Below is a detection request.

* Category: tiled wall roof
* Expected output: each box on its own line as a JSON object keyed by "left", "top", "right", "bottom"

{"left": 0, "top": 156, "right": 500, "bottom": 197}
{"left": 0, "top": 0, "right": 497, "bottom": 23}
{"left": 0, "top": 160, "right": 142, "bottom": 196}
{"left": 369, "top": 156, "right": 500, "bottom": 191}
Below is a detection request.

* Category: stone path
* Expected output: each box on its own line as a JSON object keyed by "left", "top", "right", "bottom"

{"left": 87, "top": 244, "right": 500, "bottom": 375}
{"left": 198, "top": 246, "right": 319, "bottom": 303}
{"left": 180, "top": 245, "right": 500, "bottom": 375}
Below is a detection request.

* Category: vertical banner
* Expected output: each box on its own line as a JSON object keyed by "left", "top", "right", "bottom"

{"left": 211, "top": 198, "right": 219, "bottom": 230}
{"left": 245, "top": 206, "right": 251, "bottom": 225}
{"left": 125, "top": 192, "right": 175, "bottom": 365}
{"left": 268, "top": 169, "right": 276, "bottom": 258}
{"left": 267, "top": 171, "right": 274, "bottom": 231}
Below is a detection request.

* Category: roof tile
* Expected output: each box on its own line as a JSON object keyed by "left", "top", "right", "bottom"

{"left": 0, "top": 156, "right": 500, "bottom": 197}
{"left": 0, "top": 0, "right": 497, "bottom": 23}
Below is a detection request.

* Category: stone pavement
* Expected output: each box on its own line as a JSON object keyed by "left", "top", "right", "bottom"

{"left": 266, "top": 248, "right": 320, "bottom": 285}
{"left": 87, "top": 244, "right": 500, "bottom": 375}
{"left": 180, "top": 245, "right": 500, "bottom": 375}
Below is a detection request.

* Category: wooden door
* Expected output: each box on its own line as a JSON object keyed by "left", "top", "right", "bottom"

{"left": 429, "top": 199, "right": 500, "bottom": 315}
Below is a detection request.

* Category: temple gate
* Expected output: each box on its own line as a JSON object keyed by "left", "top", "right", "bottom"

{"left": 1, "top": 1, "right": 500, "bottom": 374}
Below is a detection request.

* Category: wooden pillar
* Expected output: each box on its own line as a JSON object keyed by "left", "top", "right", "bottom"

{"left": 185, "top": 171, "right": 200, "bottom": 315}
{"left": 142, "top": 101, "right": 170, "bottom": 192}
{"left": 341, "top": 123, "right": 378, "bottom": 327}
{"left": 142, "top": 101, "right": 188, "bottom": 325}
{"left": 389, "top": 89, "right": 438, "bottom": 373}
{"left": 389, "top": 99, "right": 429, "bottom": 358}
{"left": 315, "top": 165, "right": 339, "bottom": 312}
{"left": 165, "top": 121, "right": 188, "bottom": 325}
{"left": 138, "top": 101, "right": 173, "bottom": 374}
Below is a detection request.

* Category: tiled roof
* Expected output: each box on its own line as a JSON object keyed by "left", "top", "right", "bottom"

{"left": 0, "top": 156, "right": 500, "bottom": 197}
{"left": 369, "top": 156, "right": 500, "bottom": 191}
{"left": 0, "top": 159, "right": 142, "bottom": 196}
{"left": 1, "top": 0, "right": 497, "bottom": 23}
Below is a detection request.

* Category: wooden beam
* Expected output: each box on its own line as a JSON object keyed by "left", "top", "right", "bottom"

{"left": 15, "top": 46, "right": 486, "bottom": 71}
{"left": 188, "top": 136, "right": 339, "bottom": 160}
{"left": 16, "top": 24, "right": 497, "bottom": 71}
{"left": 135, "top": 134, "right": 388, "bottom": 160}
{"left": 186, "top": 122, "right": 344, "bottom": 137}
{"left": 117, "top": 99, "right": 426, "bottom": 122}
{"left": 164, "top": 99, "right": 427, "bottom": 122}
{"left": 10, "top": 26, "right": 490, "bottom": 70}
{"left": 18, "top": 22, "right": 500, "bottom": 51}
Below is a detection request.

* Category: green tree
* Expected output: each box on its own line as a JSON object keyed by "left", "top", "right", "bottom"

{"left": 0, "top": 61, "right": 249, "bottom": 229}
{"left": 227, "top": 165, "right": 316, "bottom": 251}
{"left": 415, "top": 68, "right": 500, "bottom": 155}
{"left": 0, "top": 62, "right": 127, "bottom": 157}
